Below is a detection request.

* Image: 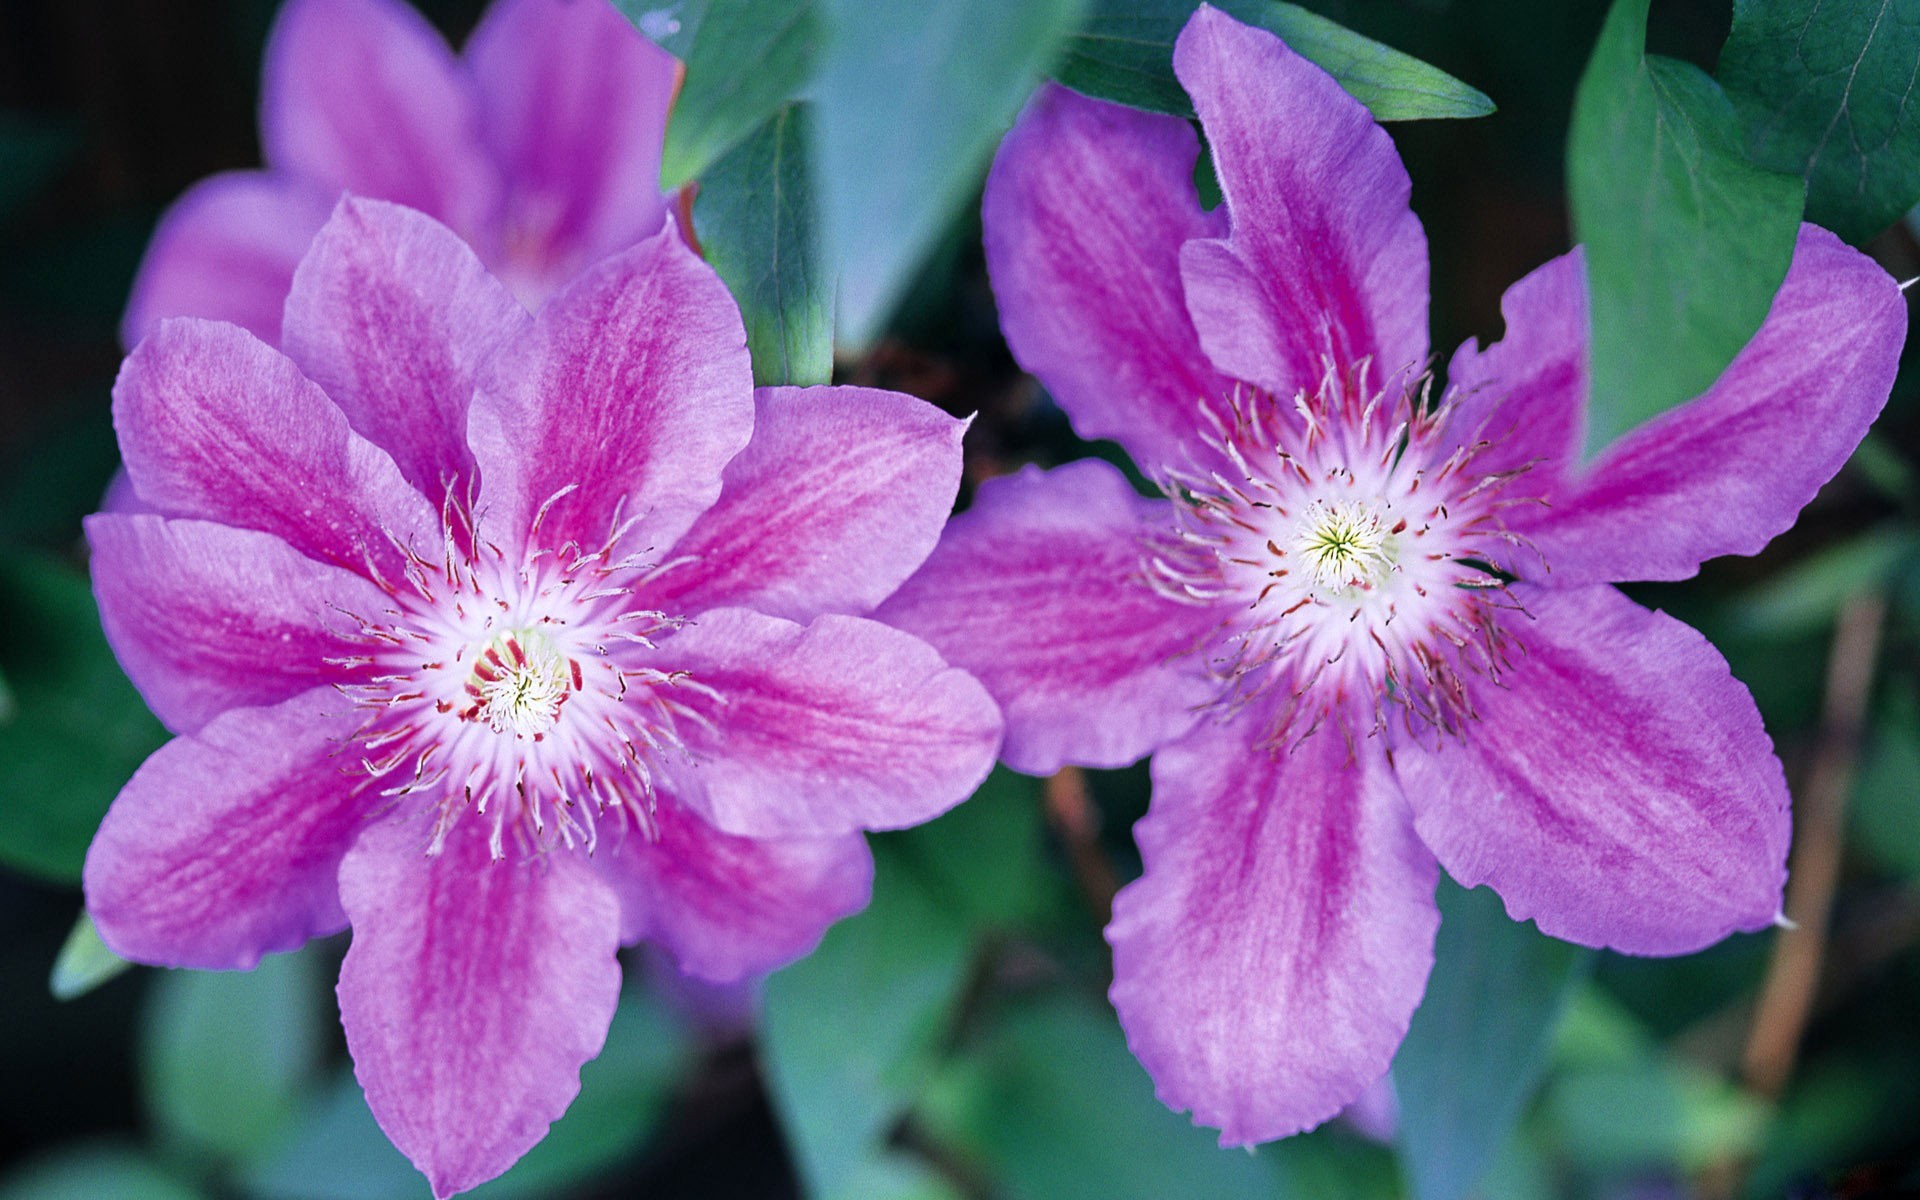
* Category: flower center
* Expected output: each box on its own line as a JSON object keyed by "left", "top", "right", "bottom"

{"left": 466, "top": 630, "right": 575, "bottom": 738}
{"left": 1292, "top": 499, "right": 1397, "bottom": 593}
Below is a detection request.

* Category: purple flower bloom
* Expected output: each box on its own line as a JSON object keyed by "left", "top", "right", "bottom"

{"left": 123, "top": 0, "right": 678, "bottom": 346}
{"left": 84, "top": 197, "right": 1001, "bottom": 1197}
{"left": 878, "top": 5, "right": 1908, "bottom": 1144}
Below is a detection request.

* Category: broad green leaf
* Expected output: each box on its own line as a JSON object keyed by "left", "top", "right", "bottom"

{"left": 0, "top": 552, "right": 168, "bottom": 883}
{"left": 760, "top": 845, "right": 976, "bottom": 1197}
{"left": 884, "top": 768, "right": 1053, "bottom": 930}
{"left": 1543, "top": 1060, "right": 1769, "bottom": 1172}
{"left": 141, "top": 949, "right": 326, "bottom": 1164}
{"left": 830, "top": 1155, "right": 965, "bottom": 1200}
{"left": 0, "top": 1144, "right": 204, "bottom": 1200}
{"left": 815, "top": 0, "right": 1088, "bottom": 347}
{"left": 614, "top": 0, "right": 708, "bottom": 57}
{"left": 1731, "top": 527, "right": 1919, "bottom": 637}
{"left": 1393, "top": 882, "right": 1592, "bottom": 1200}
{"left": 1056, "top": 0, "right": 1494, "bottom": 123}
{"left": 632, "top": 0, "right": 820, "bottom": 189}
{"left": 1719, "top": 0, "right": 1920, "bottom": 244}
{"left": 915, "top": 993, "right": 1284, "bottom": 1200}
{"left": 240, "top": 991, "right": 692, "bottom": 1199}
{"left": 49, "top": 911, "right": 133, "bottom": 1001}
{"left": 693, "top": 103, "right": 833, "bottom": 387}
{"left": 1568, "top": 0, "right": 1804, "bottom": 449}
{"left": 1851, "top": 680, "right": 1920, "bottom": 878}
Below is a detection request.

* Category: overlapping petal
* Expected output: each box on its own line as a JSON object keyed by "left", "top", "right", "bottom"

{"left": 338, "top": 817, "right": 621, "bottom": 1200}
{"left": 261, "top": 0, "right": 497, "bottom": 236}
{"left": 1393, "top": 584, "right": 1792, "bottom": 954}
{"left": 85, "top": 513, "right": 384, "bottom": 734}
{"left": 466, "top": 223, "right": 753, "bottom": 559}
{"left": 597, "top": 796, "right": 873, "bottom": 982}
{"left": 83, "top": 689, "right": 370, "bottom": 970}
{"left": 1174, "top": 5, "right": 1428, "bottom": 399}
{"left": 1109, "top": 711, "right": 1439, "bottom": 1145}
{"left": 1520, "top": 225, "right": 1906, "bottom": 585}
{"left": 877, "top": 459, "right": 1218, "bottom": 774}
{"left": 120, "top": 172, "right": 335, "bottom": 347}
{"left": 464, "top": 0, "right": 678, "bottom": 291}
{"left": 112, "top": 319, "right": 440, "bottom": 581}
{"left": 646, "top": 386, "right": 966, "bottom": 624}
{"left": 647, "top": 608, "right": 1001, "bottom": 838}
{"left": 282, "top": 197, "right": 531, "bottom": 502}
{"left": 983, "top": 83, "right": 1231, "bottom": 475}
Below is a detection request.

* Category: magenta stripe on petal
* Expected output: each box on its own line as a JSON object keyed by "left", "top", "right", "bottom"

{"left": 1173, "top": 6, "right": 1428, "bottom": 398}
{"left": 876, "top": 458, "right": 1218, "bottom": 774}
{"left": 646, "top": 385, "right": 967, "bottom": 624}
{"left": 1109, "top": 709, "right": 1439, "bottom": 1145}
{"left": 1394, "top": 584, "right": 1791, "bottom": 955}
{"left": 83, "top": 689, "right": 371, "bottom": 970}
{"left": 1521, "top": 225, "right": 1907, "bottom": 585}
{"left": 337, "top": 817, "right": 622, "bottom": 1200}
{"left": 983, "top": 83, "right": 1232, "bottom": 477}
{"left": 647, "top": 608, "right": 1001, "bottom": 839}
{"left": 86, "top": 513, "right": 384, "bottom": 735}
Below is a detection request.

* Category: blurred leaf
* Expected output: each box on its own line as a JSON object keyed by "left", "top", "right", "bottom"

{"left": 1742, "top": 1052, "right": 1920, "bottom": 1199}
{"left": 1852, "top": 680, "right": 1920, "bottom": 877}
{"left": 0, "top": 552, "right": 168, "bottom": 883}
{"left": 1056, "top": 0, "right": 1495, "bottom": 122}
{"left": 1569, "top": 0, "right": 1804, "bottom": 449}
{"left": 1543, "top": 1059, "right": 1769, "bottom": 1172}
{"left": 1730, "top": 527, "right": 1918, "bottom": 637}
{"left": 1393, "top": 882, "right": 1592, "bottom": 1200}
{"left": 0, "top": 1143, "right": 203, "bottom": 1200}
{"left": 0, "top": 112, "right": 79, "bottom": 225}
{"left": 1719, "top": 0, "right": 1920, "bottom": 244}
{"left": 815, "top": 0, "right": 1088, "bottom": 347}
{"left": 1552, "top": 985, "right": 1659, "bottom": 1068}
{"left": 641, "top": 0, "right": 820, "bottom": 189}
{"left": 49, "top": 911, "right": 133, "bottom": 1001}
{"left": 693, "top": 103, "right": 833, "bottom": 387}
{"left": 829, "top": 1154, "right": 965, "bottom": 1200}
{"left": 915, "top": 992, "right": 1284, "bottom": 1200}
{"left": 615, "top": 0, "right": 708, "bottom": 56}
{"left": 142, "top": 949, "right": 325, "bottom": 1164}
{"left": 885, "top": 768, "right": 1052, "bottom": 930}
{"left": 242, "top": 990, "right": 691, "bottom": 1199}
{"left": 761, "top": 845, "right": 976, "bottom": 1197}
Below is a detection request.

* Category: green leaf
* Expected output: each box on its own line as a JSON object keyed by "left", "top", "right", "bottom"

{"left": 49, "top": 910, "right": 134, "bottom": 1001}
{"left": 1719, "top": 0, "right": 1920, "bottom": 244}
{"left": 1543, "top": 1059, "right": 1769, "bottom": 1172}
{"left": 614, "top": 0, "right": 709, "bottom": 58}
{"left": 641, "top": 0, "right": 821, "bottom": 189}
{"left": 815, "top": 0, "right": 1089, "bottom": 347}
{"left": 0, "top": 1144, "right": 204, "bottom": 1200}
{"left": 0, "top": 552, "right": 168, "bottom": 883}
{"left": 914, "top": 992, "right": 1300, "bottom": 1200}
{"left": 693, "top": 103, "right": 833, "bottom": 387}
{"left": 1852, "top": 680, "right": 1920, "bottom": 878}
{"left": 1393, "top": 882, "right": 1592, "bottom": 1200}
{"left": 829, "top": 1155, "right": 965, "bottom": 1200}
{"left": 1731, "top": 527, "right": 1919, "bottom": 637}
{"left": 1568, "top": 0, "right": 1804, "bottom": 449}
{"left": 232, "top": 1077, "right": 420, "bottom": 1200}
{"left": 760, "top": 845, "right": 977, "bottom": 1196}
{"left": 141, "top": 949, "right": 326, "bottom": 1164}
{"left": 883, "top": 768, "right": 1052, "bottom": 930}
{"left": 1056, "top": 0, "right": 1494, "bottom": 123}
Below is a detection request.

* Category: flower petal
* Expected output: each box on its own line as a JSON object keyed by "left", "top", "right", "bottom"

{"left": 1109, "top": 712, "right": 1439, "bottom": 1145}
{"left": 1521, "top": 225, "right": 1906, "bottom": 585}
{"left": 282, "top": 197, "right": 532, "bottom": 501}
{"left": 596, "top": 795, "right": 873, "bottom": 982}
{"left": 647, "top": 608, "right": 1001, "bottom": 838}
{"left": 337, "top": 817, "right": 622, "bottom": 1200}
{"left": 463, "top": 0, "right": 678, "bottom": 293}
{"left": 645, "top": 386, "right": 966, "bottom": 624}
{"left": 121, "top": 171, "right": 335, "bottom": 347}
{"left": 983, "top": 82, "right": 1231, "bottom": 475}
{"left": 1173, "top": 5, "right": 1429, "bottom": 396}
{"left": 466, "top": 221, "right": 753, "bottom": 560}
{"left": 83, "top": 689, "right": 370, "bottom": 970}
{"left": 1440, "top": 248, "right": 1588, "bottom": 486}
{"left": 112, "top": 319, "right": 440, "bottom": 581}
{"left": 1393, "top": 584, "right": 1792, "bottom": 955}
{"left": 85, "top": 513, "right": 381, "bottom": 735}
{"left": 260, "top": 0, "right": 496, "bottom": 236}
{"left": 876, "top": 458, "right": 1218, "bottom": 774}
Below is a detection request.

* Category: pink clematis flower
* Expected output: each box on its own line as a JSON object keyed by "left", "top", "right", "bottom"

{"left": 123, "top": 0, "right": 677, "bottom": 345}
{"left": 84, "top": 197, "right": 1001, "bottom": 1198}
{"left": 878, "top": 5, "right": 1907, "bottom": 1145}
